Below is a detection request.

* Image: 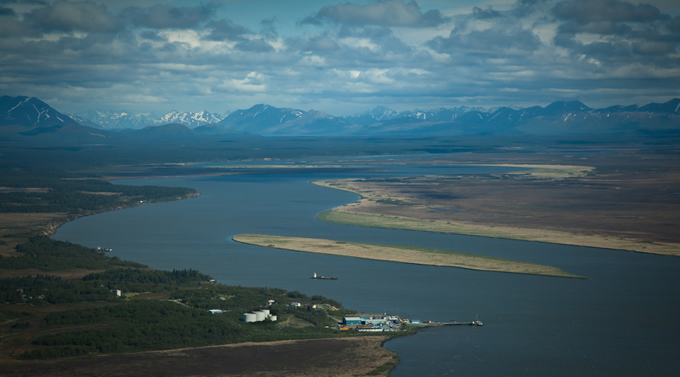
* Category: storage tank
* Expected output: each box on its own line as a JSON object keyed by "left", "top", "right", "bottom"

{"left": 254, "top": 311, "right": 266, "bottom": 321}
{"left": 244, "top": 313, "right": 257, "bottom": 323}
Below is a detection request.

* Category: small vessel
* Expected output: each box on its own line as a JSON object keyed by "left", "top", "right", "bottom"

{"left": 311, "top": 272, "right": 338, "bottom": 280}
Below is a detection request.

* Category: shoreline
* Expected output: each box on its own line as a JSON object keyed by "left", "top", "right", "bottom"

{"left": 39, "top": 192, "right": 201, "bottom": 238}
{"left": 2, "top": 183, "right": 401, "bottom": 375}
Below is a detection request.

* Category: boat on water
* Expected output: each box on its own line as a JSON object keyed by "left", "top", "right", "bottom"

{"left": 311, "top": 272, "right": 338, "bottom": 280}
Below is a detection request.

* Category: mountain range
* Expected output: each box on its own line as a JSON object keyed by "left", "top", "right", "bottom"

{"left": 69, "top": 109, "right": 230, "bottom": 130}
{"left": 1, "top": 95, "right": 679, "bottom": 140}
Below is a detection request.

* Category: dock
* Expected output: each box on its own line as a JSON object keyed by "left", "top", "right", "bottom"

{"left": 311, "top": 272, "right": 338, "bottom": 280}
{"left": 440, "top": 320, "right": 483, "bottom": 326}
{"left": 340, "top": 314, "right": 483, "bottom": 332}
{"left": 406, "top": 320, "right": 483, "bottom": 327}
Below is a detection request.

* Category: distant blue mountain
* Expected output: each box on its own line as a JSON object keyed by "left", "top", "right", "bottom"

{"left": 217, "top": 104, "right": 305, "bottom": 133}
{"left": 2, "top": 95, "right": 679, "bottom": 138}
{"left": 0, "top": 96, "right": 77, "bottom": 128}
{"left": 638, "top": 98, "right": 680, "bottom": 114}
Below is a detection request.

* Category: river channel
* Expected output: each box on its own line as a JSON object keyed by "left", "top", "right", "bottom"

{"left": 53, "top": 159, "right": 680, "bottom": 376}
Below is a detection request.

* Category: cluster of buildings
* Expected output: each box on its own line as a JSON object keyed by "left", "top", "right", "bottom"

{"left": 339, "top": 315, "right": 408, "bottom": 332}
{"left": 235, "top": 300, "right": 416, "bottom": 331}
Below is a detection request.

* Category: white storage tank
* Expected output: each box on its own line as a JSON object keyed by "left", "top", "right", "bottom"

{"left": 244, "top": 313, "right": 257, "bottom": 323}
{"left": 254, "top": 311, "right": 266, "bottom": 321}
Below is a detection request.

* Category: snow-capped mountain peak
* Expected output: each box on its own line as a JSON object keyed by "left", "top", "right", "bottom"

{"left": 153, "top": 110, "right": 229, "bottom": 128}
{"left": 69, "top": 109, "right": 230, "bottom": 129}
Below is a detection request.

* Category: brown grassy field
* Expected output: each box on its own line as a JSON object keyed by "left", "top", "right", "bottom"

{"left": 233, "top": 234, "right": 583, "bottom": 278}
{"left": 0, "top": 336, "right": 397, "bottom": 377}
{"left": 312, "top": 154, "right": 680, "bottom": 257}
{"left": 0, "top": 213, "right": 67, "bottom": 257}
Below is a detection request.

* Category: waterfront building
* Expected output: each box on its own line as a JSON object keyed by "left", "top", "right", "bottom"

{"left": 343, "top": 317, "right": 362, "bottom": 325}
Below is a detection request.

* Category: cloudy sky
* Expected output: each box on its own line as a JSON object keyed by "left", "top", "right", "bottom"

{"left": 1, "top": 0, "right": 679, "bottom": 116}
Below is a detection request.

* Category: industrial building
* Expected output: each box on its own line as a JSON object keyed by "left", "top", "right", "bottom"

{"left": 342, "top": 317, "right": 362, "bottom": 325}
{"left": 342, "top": 316, "right": 396, "bottom": 326}
{"left": 243, "top": 309, "right": 277, "bottom": 323}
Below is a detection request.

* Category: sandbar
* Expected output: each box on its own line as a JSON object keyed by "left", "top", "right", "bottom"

{"left": 233, "top": 234, "right": 584, "bottom": 278}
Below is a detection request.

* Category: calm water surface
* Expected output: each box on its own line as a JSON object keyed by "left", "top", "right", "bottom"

{"left": 53, "top": 163, "right": 680, "bottom": 376}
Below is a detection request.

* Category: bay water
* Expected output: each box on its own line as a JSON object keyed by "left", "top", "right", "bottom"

{"left": 53, "top": 163, "right": 680, "bottom": 376}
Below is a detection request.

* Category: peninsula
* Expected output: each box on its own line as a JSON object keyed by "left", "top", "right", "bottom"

{"left": 311, "top": 160, "right": 680, "bottom": 257}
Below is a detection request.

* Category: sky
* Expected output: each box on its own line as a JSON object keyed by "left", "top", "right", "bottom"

{"left": 1, "top": 0, "right": 679, "bottom": 116}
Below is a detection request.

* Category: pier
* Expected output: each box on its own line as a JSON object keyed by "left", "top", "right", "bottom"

{"left": 440, "top": 320, "right": 483, "bottom": 326}
{"left": 405, "top": 320, "right": 483, "bottom": 327}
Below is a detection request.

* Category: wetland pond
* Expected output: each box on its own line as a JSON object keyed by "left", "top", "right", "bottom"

{"left": 53, "top": 159, "right": 680, "bottom": 376}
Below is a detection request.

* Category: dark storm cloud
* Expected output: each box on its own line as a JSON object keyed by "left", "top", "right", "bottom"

{"left": 0, "top": 8, "right": 31, "bottom": 38}
{"left": 339, "top": 26, "right": 413, "bottom": 54}
{"left": 287, "top": 33, "right": 339, "bottom": 53}
{"left": 234, "top": 39, "right": 274, "bottom": 53}
{"left": 205, "top": 19, "right": 247, "bottom": 41}
{"left": 140, "top": 30, "right": 165, "bottom": 41}
{"left": 553, "top": 0, "right": 661, "bottom": 23}
{"left": 562, "top": 38, "right": 677, "bottom": 60}
{"left": 127, "top": 4, "right": 215, "bottom": 29}
{"left": 509, "top": 0, "right": 548, "bottom": 17}
{"left": 632, "top": 40, "right": 676, "bottom": 55}
{"left": 551, "top": 0, "right": 680, "bottom": 63}
{"left": 1, "top": 0, "right": 678, "bottom": 115}
{"left": 577, "top": 40, "right": 632, "bottom": 59}
{"left": 672, "top": 16, "right": 680, "bottom": 31}
{"left": 287, "top": 25, "right": 413, "bottom": 64}
{"left": 428, "top": 27, "right": 541, "bottom": 56}
{"left": 299, "top": 0, "right": 448, "bottom": 28}
{"left": 472, "top": 6, "right": 501, "bottom": 20}
{"left": 0, "top": 6, "right": 15, "bottom": 16}
{"left": 260, "top": 17, "right": 277, "bottom": 37}
{"left": 558, "top": 21, "right": 632, "bottom": 35}
{"left": 0, "top": 0, "right": 46, "bottom": 4}
{"left": 518, "top": 0, "right": 545, "bottom": 5}
{"left": 26, "top": 1, "right": 119, "bottom": 33}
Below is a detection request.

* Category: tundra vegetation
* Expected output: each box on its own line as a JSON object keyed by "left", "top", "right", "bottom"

{"left": 312, "top": 157, "right": 680, "bottom": 257}
{"left": 1, "top": 134, "right": 678, "bottom": 375}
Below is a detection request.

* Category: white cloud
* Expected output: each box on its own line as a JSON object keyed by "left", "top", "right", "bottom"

{"left": 339, "top": 37, "right": 380, "bottom": 52}
{"left": 218, "top": 72, "right": 267, "bottom": 93}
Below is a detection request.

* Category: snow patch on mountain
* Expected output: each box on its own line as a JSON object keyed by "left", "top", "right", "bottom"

{"left": 152, "top": 110, "right": 228, "bottom": 128}
{"left": 71, "top": 110, "right": 230, "bottom": 129}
